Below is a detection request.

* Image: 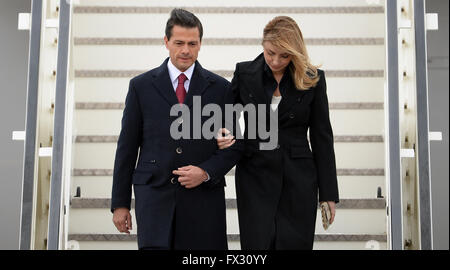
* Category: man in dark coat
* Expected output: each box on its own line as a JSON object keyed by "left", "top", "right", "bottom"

{"left": 111, "top": 9, "right": 241, "bottom": 250}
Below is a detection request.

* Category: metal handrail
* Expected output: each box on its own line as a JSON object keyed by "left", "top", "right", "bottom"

{"left": 20, "top": 0, "right": 43, "bottom": 250}
{"left": 47, "top": 0, "right": 73, "bottom": 250}
{"left": 385, "top": 0, "right": 403, "bottom": 250}
{"left": 413, "top": 0, "right": 433, "bottom": 250}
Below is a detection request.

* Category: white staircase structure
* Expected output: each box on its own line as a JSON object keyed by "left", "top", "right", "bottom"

{"left": 19, "top": 0, "right": 436, "bottom": 250}
{"left": 68, "top": 0, "right": 387, "bottom": 250}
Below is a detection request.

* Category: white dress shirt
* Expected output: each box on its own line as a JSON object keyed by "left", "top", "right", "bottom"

{"left": 167, "top": 58, "right": 195, "bottom": 92}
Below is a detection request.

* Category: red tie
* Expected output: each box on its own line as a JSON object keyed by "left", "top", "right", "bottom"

{"left": 176, "top": 73, "right": 187, "bottom": 104}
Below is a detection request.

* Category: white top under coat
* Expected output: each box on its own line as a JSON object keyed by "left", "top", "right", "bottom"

{"left": 271, "top": 95, "right": 282, "bottom": 111}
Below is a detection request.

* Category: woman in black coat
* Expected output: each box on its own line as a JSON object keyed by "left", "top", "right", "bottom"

{"left": 218, "top": 16, "right": 339, "bottom": 250}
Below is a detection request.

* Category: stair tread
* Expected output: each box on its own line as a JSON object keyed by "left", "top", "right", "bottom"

{"left": 75, "top": 135, "right": 384, "bottom": 143}
{"left": 67, "top": 233, "right": 387, "bottom": 242}
{"left": 74, "top": 6, "right": 384, "bottom": 14}
{"left": 74, "top": 70, "right": 385, "bottom": 78}
{"left": 74, "top": 37, "right": 385, "bottom": 46}
{"left": 72, "top": 168, "right": 385, "bottom": 176}
{"left": 74, "top": 102, "right": 384, "bottom": 110}
{"left": 70, "top": 198, "right": 386, "bottom": 209}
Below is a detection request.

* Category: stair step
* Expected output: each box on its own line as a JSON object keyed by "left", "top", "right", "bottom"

{"left": 72, "top": 175, "right": 385, "bottom": 199}
{"left": 73, "top": 6, "right": 384, "bottom": 14}
{"left": 73, "top": 109, "right": 384, "bottom": 136}
{"left": 74, "top": 70, "right": 384, "bottom": 78}
{"left": 68, "top": 208, "right": 386, "bottom": 235}
{"left": 72, "top": 143, "right": 385, "bottom": 172}
{"left": 72, "top": 168, "right": 385, "bottom": 177}
{"left": 67, "top": 233, "right": 386, "bottom": 242}
{"left": 73, "top": 11, "right": 385, "bottom": 39}
{"left": 74, "top": 45, "right": 384, "bottom": 71}
{"left": 75, "top": 0, "right": 383, "bottom": 8}
{"left": 73, "top": 77, "right": 385, "bottom": 103}
{"left": 74, "top": 102, "right": 384, "bottom": 110}
{"left": 74, "top": 37, "right": 384, "bottom": 46}
{"left": 74, "top": 135, "right": 384, "bottom": 143}
{"left": 70, "top": 198, "right": 385, "bottom": 209}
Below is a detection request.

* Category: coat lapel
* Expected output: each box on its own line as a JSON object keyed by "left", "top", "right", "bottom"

{"left": 152, "top": 58, "right": 179, "bottom": 107}
{"left": 241, "top": 53, "right": 270, "bottom": 106}
{"left": 184, "top": 61, "right": 212, "bottom": 109}
{"left": 277, "top": 82, "right": 309, "bottom": 116}
{"left": 152, "top": 58, "right": 212, "bottom": 109}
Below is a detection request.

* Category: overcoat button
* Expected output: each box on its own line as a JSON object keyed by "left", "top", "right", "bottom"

{"left": 289, "top": 113, "right": 295, "bottom": 119}
{"left": 176, "top": 147, "right": 183, "bottom": 154}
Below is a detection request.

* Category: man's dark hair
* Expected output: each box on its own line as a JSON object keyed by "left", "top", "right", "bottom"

{"left": 165, "top": 8, "right": 203, "bottom": 41}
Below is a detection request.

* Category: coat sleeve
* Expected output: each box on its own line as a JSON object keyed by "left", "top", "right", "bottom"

{"left": 309, "top": 70, "right": 340, "bottom": 203}
{"left": 111, "top": 79, "right": 143, "bottom": 212}
{"left": 198, "top": 64, "right": 245, "bottom": 186}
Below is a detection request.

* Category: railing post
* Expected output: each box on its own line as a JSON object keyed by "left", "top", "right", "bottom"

{"left": 20, "top": 0, "right": 43, "bottom": 250}
{"left": 413, "top": 0, "right": 433, "bottom": 250}
{"left": 385, "top": 0, "right": 404, "bottom": 250}
{"left": 47, "top": 0, "right": 72, "bottom": 250}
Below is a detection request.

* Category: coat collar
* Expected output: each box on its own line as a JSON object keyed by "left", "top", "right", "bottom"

{"left": 240, "top": 53, "right": 310, "bottom": 116}
{"left": 152, "top": 58, "right": 213, "bottom": 109}
{"left": 240, "top": 53, "right": 270, "bottom": 105}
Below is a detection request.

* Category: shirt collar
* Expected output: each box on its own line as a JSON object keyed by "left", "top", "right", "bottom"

{"left": 167, "top": 58, "right": 195, "bottom": 83}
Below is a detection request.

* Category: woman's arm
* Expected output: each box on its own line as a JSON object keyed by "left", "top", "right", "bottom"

{"left": 309, "top": 70, "right": 340, "bottom": 204}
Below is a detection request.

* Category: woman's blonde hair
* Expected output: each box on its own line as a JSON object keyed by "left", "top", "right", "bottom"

{"left": 263, "top": 16, "right": 320, "bottom": 90}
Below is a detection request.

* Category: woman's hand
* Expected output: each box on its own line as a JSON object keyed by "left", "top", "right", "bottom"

{"left": 217, "top": 128, "right": 235, "bottom": 149}
{"left": 327, "top": 201, "right": 336, "bottom": 224}
{"left": 321, "top": 201, "right": 336, "bottom": 224}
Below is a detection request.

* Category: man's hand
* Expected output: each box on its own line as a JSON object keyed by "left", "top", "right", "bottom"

{"left": 113, "top": 207, "right": 132, "bottom": 234}
{"left": 172, "top": 165, "right": 208, "bottom": 189}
